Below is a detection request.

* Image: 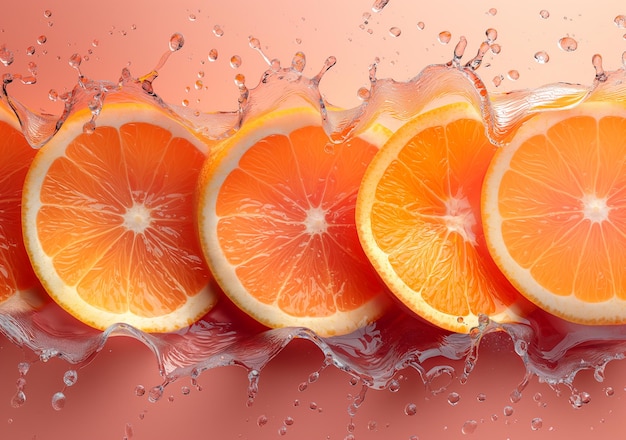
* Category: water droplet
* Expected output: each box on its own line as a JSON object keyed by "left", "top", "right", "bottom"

{"left": 169, "top": 33, "right": 184, "bottom": 52}
{"left": 213, "top": 25, "right": 224, "bottom": 37}
{"left": 388, "top": 380, "right": 400, "bottom": 392}
{"left": 490, "top": 414, "right": 498, "bottom": 422}
{"left": 181, "top": 386, "right": 191, "bottom": 396}
{"left": 533, "top": 392, "right": 542, "bottom": 403}
{"left": 534, "top": 51, "right": 550, "bottom": 63}
{"left": 371, "top": 0, "right": 389, "bottom": 13}
{"left": 230, "top": 55, "right": 242, "bottom": 69}
{"left": 485, "top": 28, "right": 498, "bottom": 42}
{"left": 490, "top": 43, "right": 501, "bottom": 54}
{"left": 531, "top": 417, "right": 543, "bottom": 430}
{"left": 404, "top": 403, "right": 417, "bottom": 416}
{"left": 507, "top": 70, "right": 520, "bottom": 80}
{"left": 194, "top": 80, "right": 203, "bottom": 90}
{"left": 188, "top": 13, "right": 196, "bottom": 22}
{"left": 11, "top": 391, "right": 26, "bottom": 408}
{"left": 615, "top": 15, "right": 626, "bottom": 28}
{"left": 447, "top": 392, "right": 460, "bottom": 406}
{"left": 207, "top": 48, "right": 218, "bottom": 62}
{"left": 293, "top": 399, "right": 300, "bottom": 407}
{"left": 309, "top": 401, "right": 318, "bottom": 410}
{"left": 503, "top": 406, "right": 514, "bottom": 416}
{"left": 487, "top": 8, "right": 497, "bottom": 16}
{"left": 63, "top": 370, "right": 78, "bottom": 387}
{"left": 298, "top": 382, "right": 308, "bottom": 392}
{"left": 539, "top": 9, "right": 550, "bottom": 19}
{"left": 461, "top": 420, "right": 478, "bottom": 435}
{"left": 417, "top": 21, "right": 425, "bottom": 30}
{"left": 367, "top": 420, "right": 377, "bottom": 431}
{"left": 558, "top": 36, "right": 578, "bottom": 52}
{"left": 26, "top": 45, "right": 36, "bottom": 56}
{"left": 347, "top": 421, "right": 356, "bottom": 432}
{"left": 389, "top": 27, "right": 401, "bottom": 37}
{"left": 0, "top": 45, "right": 14, "bottom": 66}
{"left": 37, "top": 35, "right": 47, "bottom": 45}
{"left": 477, "top": 393, "right": 487, "bottom": 402}
{"left": 134, "top": 385, "right": 146, "bottom": 397}
{"left": 82, "top": 120, "right": 96, "bottom": 134}
{"left": 438, "top": 31, "right": 452, "bottom": 44}
{"left": 51, "top": 392, "right": 66, "bottom": 411}
{"left": 148, "top": 385, "right": 164, "bottom": 403}
{"left": 278, "top": 425, "right": 287, "bottom": 436}
{"left": 605, "top": 387, "right": 615, "bottom": 397}
{"left": 308, "top": 372, "right": 320, "bottom": 383}
{"left": 257, "top": 415, "right": 268, "bottom": 427}
{"left": 284, "top": 416, "right": 294, "bottom": 426}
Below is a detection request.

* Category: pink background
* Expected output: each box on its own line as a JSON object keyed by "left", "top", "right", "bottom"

{"left": 2, "top": 0, "right": 626, "bottom": 438}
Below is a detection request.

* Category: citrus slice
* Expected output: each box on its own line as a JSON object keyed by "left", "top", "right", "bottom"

{"left": 196, "top": 106, "right": 393, "bottom": 337}
{"left": 482, "top": 101, "right": 626, "bottom": 325}
{"left": 356, "top": 102, "right": 527, "bottom": 333}
{"left": 0, "top": 100, "right": 42, "bottom": 307}
{"left": 22, "top": 100, "right": 219, "bottom": 332}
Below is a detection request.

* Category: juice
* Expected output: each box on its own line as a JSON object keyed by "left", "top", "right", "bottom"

{"left": 2, "top": 1, "right": 626, "bottom": 439}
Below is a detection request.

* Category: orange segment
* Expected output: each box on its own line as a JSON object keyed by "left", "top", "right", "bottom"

{"left": 197, "top": 107, "right": 393, "bottom": 337}
{"left": 482, "top": 101, "right": 626, "bottom": 325}
{"left": 22, "top": 101, "right": 219, "bottom": 332}
{"left": 0, "top": 101, "right": 41, "bottom": 306}
{"left": 357, "top": 102, "right": 528, "bottom": 333}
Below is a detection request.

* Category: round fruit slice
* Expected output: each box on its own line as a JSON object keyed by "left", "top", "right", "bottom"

{"left": 0, "top": 100, "right": 42, "bottom": 307}
{"left": 356, "top": 102, "right": 527, "bottom": 333}
{"left": 22, "top": 100, "right": 219, "bottom": 332}
{"left": 482, "top": 101, "right": 626, "bottom": 325}
{"left": 197, "top": 106, "right": 393, "bottom": 337}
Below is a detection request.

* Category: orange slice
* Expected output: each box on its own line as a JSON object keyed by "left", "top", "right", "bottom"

{"left": 22, "top": 100, "right": 219, "bottom": 332}
{"left": 356, "top": 102, "right": 527, "bottom": 333}
{"left": 482, "top": 101, "right": 626, "bottom": 325}
{"left": 0, "top": 100, "right": 42, "bottom": 307}
{"left": 196, "top": 106, "right": 393, "bottom": 337}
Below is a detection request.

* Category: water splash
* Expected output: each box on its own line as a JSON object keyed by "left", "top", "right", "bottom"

{"left": 1, "top": 33, "right": 626, "bottom": 419}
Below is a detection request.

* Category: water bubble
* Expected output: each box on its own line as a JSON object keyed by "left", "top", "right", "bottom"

{"left": 507, "top": 70, "right": 520, "bottom": 80}
{"left": 229, "top": 55, "right": 242, "bottom": 69}
{"left": 181, "top": 386, "right": 191, "bottom": 396}
{"left": 615, "top": 15, "right": 626, "bottom": 29}
{"left": 448, "top": 392, "right": 460, "bottom": 406}
{"left": 188, "top": 13, "right": 197, "bottom": 22}
{"left": 367, "top": 420, "right": 377, "bottom": 431}
{"left": 68, "top": 53, "right": 82, "bottom": 69}
{"left": 485, "top": 28, "right": 498, "bottom": 42}
{"left": 490, "top": 43, "right": 501, "bottom": 54}
{"left": 0, "top": 45, "right": 14, "bottom": 66}
{"left": 503, "top": 406, "right": 514, "bottom": 416}
{"left": 476, "top": 393, "right": 487, "bottom": 402}
{"left": 208, "top": 48, "right": 218, "bottom": 62}
{"left": 194, "top": 80, "right": 203, "bottom": 90}
{"left": 357, "top": 87, "right": 371, "bottom": 101}
{"left": 82, "top": 120, "right": 96, "bottom": 134}
{"left": 284, "top": 416, "right": 294, "bottom": 426}
{"left": 308, "top": 372, "right": 320, "bottom": 383}
{"left": 37, "top": 35, "right": 47, "bottom": 45}
{"left": 438, "top": 31, "right": 452, "bottom": 44}
{"left": 487, "top": 8, "right": 497, "bottom": 16}
{"left": 388, "top": 379, "right": 400, "bottom": 392}
{"left": 490, "top": 414, "right": 498, "bottom": 422}
{"left": 509, "top": 389, "right": 522, "bottom": 403}
{"left": 213, "top": 25, "right": 224, "bottom": 37}
{"left": 257, "top": 415, "right": 268, "bottom": 427}
{"left": 309, "top": 401, "right": 318, "bottom": 410}
{"left": 298, "top": 382, "right": 308, "bottom": 392}
{"left": 51, "top": 392, "right": 66, "bottom": 411}
{"left": 371, "top": 0, "right": 389, "bottom": 13}
{"left": 531, "top": 417, "right": 543, "bottom": 430}
{"left": 404, "top": 403, "right": 417, "bottom": 416}
{"left": 92, "top": 39, "right": 99, "bottom": 47}
{"left": 461, "top": 420, "right": 478, "bottom": 435}
{"left": 534, "top": 51, "right": 550, "bottom": 63}
{"left": 539, "top": 9, "right": 550, "bottom": 19}
{"left": 169, "top": 33, "right": 184, "bottom": 52}
{"left": 389, "top": 27, "right": 402, "bottom": 37}
{"left": 278, "top": 425, "right": 287, "bottom": 436}
{"left": 558, "top": 36, "right": 578, "bottom": 52}
{"left": 533, "top": 392, "right": 542, "bottom": 403}
{"left": 148, "top": 385, "right": 164, "bottom": 403}
{"left": 63, "top": 370, "right": 78, "bottom": 387}
{"left": 134, "top": 385, "right": 146, "bottom": 397}
{"left": 605, "top": 387, "right": 615, "bottom": 397}
{"left": 11, "top": 391, "right": 26, "bottom": 408}
{"left": 43, "top": 9, "right": 52, "bottom": 18}
{"left": 347, "top": 421, "right": 356, "bottom": 432}
{"left": 26, "top": 45, "right": 36, "bottom": 56}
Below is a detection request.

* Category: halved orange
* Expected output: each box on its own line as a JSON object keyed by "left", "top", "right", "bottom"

{"left": 356, "top": 102, "right": 528, "bottom": 333}
{"left": 0, "top": 100, "right": 42, "bottom": 308}
{"left": 22, "top": 100, "right": 219, "bottom": 332}
{"left": 482, "top": 101, "right": 626, "bottom": 325}
{"left": 196, "top": 106, "right": 393, "bottom": 337}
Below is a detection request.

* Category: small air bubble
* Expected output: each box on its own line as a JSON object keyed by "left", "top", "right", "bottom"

{"left": 477, "top": 393, "right": 487, "bottom": 402}
{"left": 208, "top": 48, "right": 218, "bottom": 62}
{"left": 188, "top": 13, "right": 197, "bottom": 22}
{"left": 417, "top": 21, "right": 425, "bottom": 30}
{"left": 181, "top": 386, "right": 190, "bottom": 396}
{"left": 404, "top": 403, "right": 417, "bottom": 416}
{"left": 531, "top": 417, "right": 543, "bottom": 431}
{"left": 257, "top": 415, "right": 268, "bottom": 427}
{"left": 169, "top": 33, "right": 185, "bottom": 52}
{"left": 605, "top": 387, "right": 615, "bottom": 397}
{"left": 63, "top": 370, "right": 78, "bottom": 387}
{"left": 11, "top": 391, "right": 26, "bottom": 408}
{"left": 230, "top": 55, "right": 242, "bottom": 68}
{"left": 461, "top": 420, "right": 478, "bottom": 435}
{"left": 92, "top": 39, "right": 99, "bottom": 47}
{"left": 487, "top": 8, "right": 497, "bottom": 16}
{"left": 485, "top": 28, "right": 497, "bottom": 42}
{"left": 213, "top": 25, "right": 224, "bottom": 37}
{"left": 295, "top": 38, "right": 302, "bottom": 44}
{"left": 388, "top": 380, "right": 400, "bottom": 393}
{"left": 533, "top": 392, "right": 543, "bottom": 403}
{"left": 448, "top": 392, "right": 460, "bottom": 406}
{"left": 389, "top": 27, "right": 402, "bottom": 37}
{"left": 540, "top": 10, "right": 550, "bottom": 19}
{"left": 507, "top": 70, "right": 520, "bottom": 80}
{"left": 309, "top": 401, "right": 318, "bottom": 410}
{"left": 0, "top": 45, "right": 14, "bottom": 66}
{"left": 438, "top": 31, "right": 452, "bottom": 44}
{"left": 367, "top": 420, "right": 377, "bottom": 431}
{"left": 194, "top": 80, "right": 203, "bottom": 90}
{"left": 51, "top": 392, "right": 66, "bottom": 411}
{"left": 43, "top": 10, "right": 52, "bottom": 18}
{"left": 284, "top": 416, "right": 294, "bottom": 426}
{"left": 615, "top": 15, "right": 626, "bottom": 29}
{"left": 26, "top": 46, "right": 35, "bottom": 55}
{"left": 503, "top": 406, "right": 514, "bottom": 416}
{"left": 357, "top": 87, "right": 371, "bottom": 101}
{"left": 558, "top": 36, "right": 578, "bottom": 52}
